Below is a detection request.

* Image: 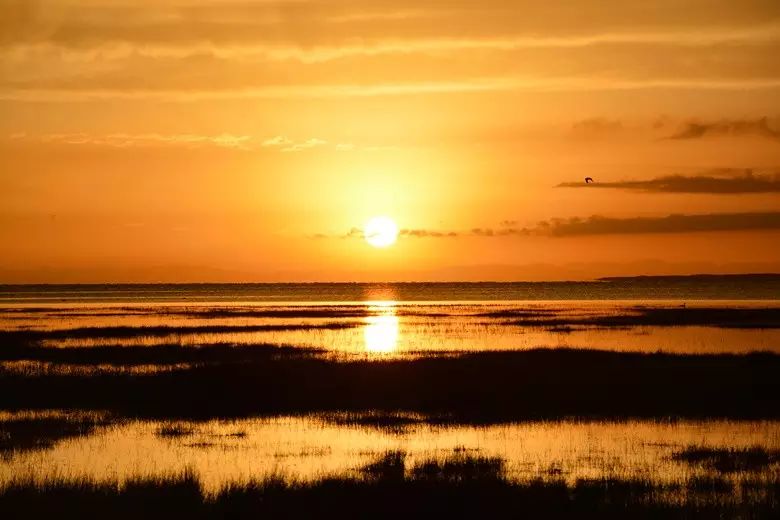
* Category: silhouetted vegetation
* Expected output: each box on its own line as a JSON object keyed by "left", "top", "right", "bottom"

{"left": 0, "top": 304, "right": 459, "bottom": 320}
{"left": 673, "top": 446, "right": 780, "bottom": 473}
{"left": 410, "top": 453, "right": 504, "bottom": 482}
{"left": 321, "top": 411, "right": 430, "bottom": 433}
{"left": 155, "top": 424, "right": 195, "bottom": 438}
{"left": 148, "top": 306, "right": 372, "bottom": 319}
{"left": 1, "top": 452, "right": 778, "bottom": 519}
{"left": 500, "top": 307, "right": 780, "bottom": 329}
{"left": 0, "top": 342, "right": 321, "bottom": 365}
{"left": 1, "top": 348, "right": 778, "bottom": 421}
{"left": 0, "top": 322, "right": 358, "bottom": 342}
{"left": 477, "top": 308, "right": 561, "bottom": 318}
{"left": 0, "top": 415, "right": 108, "bottom": 458}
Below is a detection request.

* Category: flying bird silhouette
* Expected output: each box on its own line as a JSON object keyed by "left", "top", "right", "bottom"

{"left": 585, "top": 177, "right": 594, "bottom": 184}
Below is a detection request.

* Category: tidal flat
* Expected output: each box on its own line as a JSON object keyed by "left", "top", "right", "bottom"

{"left": 1, "top": 282, "right": 779, "bottom": 517}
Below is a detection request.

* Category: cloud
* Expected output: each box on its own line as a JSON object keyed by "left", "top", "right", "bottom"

{"left": 261, "top": 135, "right": 293, "bottom": 147}
{"left": 281, "top": 138, "right": 327, "bottom": 152}
{"left": 557, "top": 169, "right": 780, "bottom": 193}
{"left": 3, "top": 77, "right": 780, "bottom": 103}
{"left": 2, "top": 2, "right": 779, "bottom": 104}
{"left": 570, "top": 117, "right": 624, "bottom": 138}
{"left": 261, "top": 135, "right": 356, "bottom": 152}
{"left": 331, "top": 212, "right": 780, "bottom": 240}
{"left": 333, "top": 227, "right": 462, "bottom": 239}
{"left": 1, "top": 0, "right": 777, "bottom": 59}
{"left": 328, "top": 224, "right": 525, "bottom": 240}
{"left": 343, "top": 227, "right": 364, "bottom": 239}
{"left": 539, "top": 212, "right": 780, "bottom": 236}
{"left": 263, "top": 136, "right": 327, "bottom": 151}
{"left": 21, "top": 132, "right": 253, "bottom": 149}
{"left": 401, "top": 229, "right": 459, "bottom": 238}
{"left": 5, "top": 132, "right": 361, "bottom": 153}
{"left": 664, "top": 117, "right": 780, "bottom": 141}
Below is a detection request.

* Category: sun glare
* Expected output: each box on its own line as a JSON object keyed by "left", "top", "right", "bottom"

{"left": 364, "top": 304, "right": 399, "bottom": 353}
{"left": 364, "top": 216, "right": 399, "bottom": 248}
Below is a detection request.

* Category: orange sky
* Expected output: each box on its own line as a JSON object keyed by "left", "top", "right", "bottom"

{"left": 1, "top": 0, "right": 779, "bottom": 282}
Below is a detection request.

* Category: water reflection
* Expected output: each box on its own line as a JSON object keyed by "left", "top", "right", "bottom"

{"left": 2, "top": 301, "right": 780, "bottom": 355}
{"left": 2, "top": 415, "right": 778, "bottom": 494}
{"left": 364, "top": 303, "right": 399, "bottom": 353}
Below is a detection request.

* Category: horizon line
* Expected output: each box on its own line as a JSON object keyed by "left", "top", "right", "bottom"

{"left": 2, "top": 272, "right": 779, "bottom": 287}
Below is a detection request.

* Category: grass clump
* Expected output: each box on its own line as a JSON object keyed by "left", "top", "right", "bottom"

{"left": 673, "top": 446, "right": 780, "bottom": 473}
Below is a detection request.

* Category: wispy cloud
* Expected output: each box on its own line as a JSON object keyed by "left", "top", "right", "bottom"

{"left": 557, "top": 169, "right": 780, "bottom": 194}
{"left": 260, "top": 135, "right": 357, "bottom": 152}
{"left": 281, "top": 138, "right": 327, "bottom": 152}
{"left": 570, "top": 117, "right": 624, "bottom": 138}
{"left": 3, "top": 2, "right": 778, "bottom": 105}
{"left": 254, "top": 26, "right": 780, "bottom": 62}
{"left": 21, "top": 132, "right": 253, "bottom": 149}
{"left": 261, "top": 135, "right": 294, "bottom": 147}
{"left": 3, "top": 19, "right": 778, "bottom": 63}
{"left": 336, "top": 227, "right": 464, "bottom": 239}
{"left": 7, "top": 132, "right": 361, "bottom": 152}
{"left": 664, "top": 117, "right": 780, "bottom": 141}
{"left": 3, "top": 77, "right": 780, "bottom": 103}
{"left": 402, "top": 229, "right": 460, "bottom": 238}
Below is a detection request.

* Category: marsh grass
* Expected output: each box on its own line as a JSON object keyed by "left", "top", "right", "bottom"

{"left": 155, "top": 423, "right": 195, "bottom": 438}
{"left": 1, "top": 348, "right": 777, "bottom": 421}
{"left": 160, "top": 307, "right": 373, "bottom": 319}
{"left": 411, "top": 454, "right": 505, "bottom": 482}
{"left": 361, "top": 451, "right": 407, "bottom": 480}
{"left": 0, "top": 415, "right": 109, "bottom": 458}
{"left": 508, "top": 307, "right": 780, "bottom": 329}
{"left": 1, "top": 453, "right": 778, "bottom": 519}
{"left": 673, "top": 446, "right": 780, "bottom": 473}
{"left": 0, "top": 342, "right": 321, "bottom": 366}
{"left": 0, "top": 322, "right": 358, "bottom": 342}
{"left": 320, "top": 411, "right": 430, "bottom": 433}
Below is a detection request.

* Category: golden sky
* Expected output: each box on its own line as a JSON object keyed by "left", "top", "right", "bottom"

{"left": 1, "top": 0, "right": 780, "bottom": 282}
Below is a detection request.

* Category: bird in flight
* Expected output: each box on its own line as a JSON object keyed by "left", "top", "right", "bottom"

{"left": 585, "top": 177, "right": 594, "bottom": 184}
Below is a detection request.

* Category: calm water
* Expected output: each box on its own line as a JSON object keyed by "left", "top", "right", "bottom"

{"left": 1, "top": 300, "right": 779, "bottom": 355}
{"left": 1, "top": 281, "right": 779, "bottom": 498}
{"left": 2, "top": 278, "right": 780, "bottom": 303}
{"left": 2, "top": 411, "right": 779, "bottom": 496}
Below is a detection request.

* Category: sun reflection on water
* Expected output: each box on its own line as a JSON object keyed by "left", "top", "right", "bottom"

{"left": 364, "top": 302, "right": 399, "bottom": 353}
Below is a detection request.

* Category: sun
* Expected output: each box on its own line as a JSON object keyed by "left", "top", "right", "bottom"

{"left": 364, "top": 216, "right": 399, "bottom": 248}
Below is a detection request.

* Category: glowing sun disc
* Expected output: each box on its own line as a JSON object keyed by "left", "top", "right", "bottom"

{"left": 364, "top": 216, "right": 399, "bottom": 248}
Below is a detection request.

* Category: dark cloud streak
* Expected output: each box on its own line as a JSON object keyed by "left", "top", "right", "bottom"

{"left": 543, "top": 212, "right": 780, "bottom": 236}
{"left": 557, "top": 170, "right": 780, "bottom": 193}
{"left": 401, "top": 229, "right": 459, "bottom": 238}
{"left": 664, "top": 117, "right": 780, "bottom": 141}
{"left": 331, "top": 212, "right": 780, "bottom": 240}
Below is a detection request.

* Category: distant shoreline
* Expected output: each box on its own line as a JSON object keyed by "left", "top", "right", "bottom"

{"left": 1, "top": 273, "right": 780, "bottom": 287}
{"left": 597, "top": 273, "right": 780, "bottom": 282}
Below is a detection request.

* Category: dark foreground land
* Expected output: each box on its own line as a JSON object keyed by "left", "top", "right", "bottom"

{"left": 1, "top": 343, "right": 778, "bottom": 421}
{"left": 1, "top": 452, "right": 778, "bottom": 520}
{"left": 2, "top": 302, "right": 780, "bottom": 519}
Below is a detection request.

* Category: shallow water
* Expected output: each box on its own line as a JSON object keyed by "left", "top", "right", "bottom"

{"left": 1, "top": 412, "right": 778, "bottom": 494}
{"left": 2, "top": 300, "right": 779, "bottom": 355}
{"left": 1, "top": 284, "right": 779, "bottom": 503}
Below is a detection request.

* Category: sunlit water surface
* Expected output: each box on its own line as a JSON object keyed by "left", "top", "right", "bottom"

{"left": 1, "top": 413, "right": 779, "bottom": 495}
{"left": 1, "top": 300, "right": 779, "bottom": 356}
{"left": 1, "top": 284, "right": 779, "bottom": 501}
